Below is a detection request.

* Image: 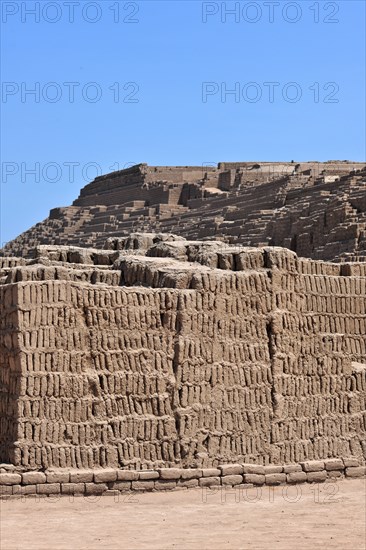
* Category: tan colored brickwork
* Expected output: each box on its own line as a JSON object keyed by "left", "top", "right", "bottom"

{"left": 1, "top": 161, "right": 365, "bottom": 262}
{"left": 0, "top": 241, "right": 365, "bottom": 471}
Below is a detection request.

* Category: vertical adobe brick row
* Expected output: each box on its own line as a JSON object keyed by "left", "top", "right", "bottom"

{"left": 174, "top": 270, "right": 273, "bottom": 467}
{"left": 0, "top": 284, "right": 22, "bottom": 465}
{"left": 74, "top": 285, "right": 181, "bottom": 469}
{"left": 268, "top": 251, "right": 366, "bottom": 464}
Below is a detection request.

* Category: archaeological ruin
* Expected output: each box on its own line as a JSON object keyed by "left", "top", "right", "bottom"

{"left": 0, "top": 161, "right": 365, "bottom": 496}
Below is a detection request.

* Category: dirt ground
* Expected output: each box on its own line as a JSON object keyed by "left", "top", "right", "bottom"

{"left": 1, "top": 478, "right": 365, "bottom": 550}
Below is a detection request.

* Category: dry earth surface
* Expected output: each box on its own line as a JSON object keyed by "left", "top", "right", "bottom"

{"left": 1, "top": 479, "right": 365, "bottom": 550}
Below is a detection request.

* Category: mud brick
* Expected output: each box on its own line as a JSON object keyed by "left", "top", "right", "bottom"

{"left": 300, "top": 461, "right": 325, "bottom": 472}
{"left": 343, "top": 458, "right": 359, "bottom": 468}
{"left": 85, "top": 483, "right": 108, "bottom": 495}
{"left": 180, "top": 469, "right": 202, "bottom": 480}
{"left": 70, "top": 471, "right": 94, "bottom": 483}
{"left": 263, "top": 466, "right": 284, "bottom": 474}
{"left": 138, "top": 471, "right": 159, "bottom": 480}
{"left": 283, "top": 464, "right": 302, "bottom": 473}
{"left": 110, "top": 481, "right": 131, "bottom": 491}
{"left": 158, "top": 468, "right": 182, "bottom": 480}
{"left": 154, "top": 480, "right": 177, "bottom": 490}
{"left": 324, "top": 459, "right": 344, "bottom": 471}
{"left": 131, "top": 481, "right": 155, "bottom": 491}
{"left": 345, "top": 466, "right": 366, "bottom": 478}
{"left": 117, "top": 470, "right": 139, "bottom": 481}
{"left": 199, "top": 477, "right": 221, "bottom": 487}
{"left": 94, "top": 469, "right": 117, "bottom": 483}
{"left": 327, "top": 470, "right": 343, "bottom": 479}
{"left": 37, "top": 483, "right": 61, "bottom": 494}
{"left": 265, "top": 473, "right": 286, "bottom": 485}
{"left": 61, "top": 483, "right": 85, "bottom": 495}
{"left": 243, "top": 474, "right": 265, "bottom": 485}
{"left": 287, "top": 472, "right": 307, "bottom": 484}
{"left": 177, "top": 479, "right": 199, "bottom": 488}
{"left": 0, "top": 473, "right": 22, "bottom": 485}
{"left": 0, "top": 486, "right": 13, "bottom": 495}
{"left": 307, "top": 471, "right": 327, "bottom": 483}
{"left": 46, "top": 472, "right": 70, "bottom": 483}
{"left": 242, "top": 465, "right": 265, "bottom": 475}
{"left": 202, "top": 469, "right": 221, "bottom": 477}
{"left": 219, "top": 464, "right": 243, "bottom": 476}
{"left": 221, "top": 475, "right": 243, "bottom": 486}
{"left": 18, "top": 484, "right": 38, "bottom": 495}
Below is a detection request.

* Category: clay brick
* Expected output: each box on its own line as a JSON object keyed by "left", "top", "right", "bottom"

{"left": 138, "top": 471, "right": 159, "bottom": 480}
{"left": 131, "top": 481, "right": 155, "bottom": 491}
{"left": 199, "top": 477, "right": 221, "bottom": 487}
{"left": 283, "top": 464, "right": 302, "bottom": 473}
{"left": 16, "top": 484, "right": 37, "bottom": 495}
{"left": 202, "top": 469, "right": 221, "bottom": 477}
{"left": 37, "top": 483, "right": 60, "bottom": 494}
{"left": 0, "top": 473, "right": 22, "bottom": 485}
{"left": 242, "top": 465, "right": 265, "bottom": 475}
{"left": 307, "top": 471, "right": 327, "bottom": 483}
{"left": 345, "top": 466, "right": 366, "bottom": 478}
{"left": 343, "top": 457, "right": 359, "bottom": 468}
{"left": 324, "top": 459, "right": 344, "bottom": 471}
{"left": 94, "top": 470, "right": 117, "bottom": 483}
{"left": 263, "top": 466, "right": 284, "bottom": 474}
{"left": 180, "top": 469, "right": 202, "bottom": 480}
{"left": 300, "top": 461, "right": 325, "bottom": 472}
{"left": 61, "top": 483, "right": 85, "bottom": 495}
{"left": 85, "top": 483, "right": 108, "bottom": 495}
{"left": 158, "top": 468, "right": 182, "bottom": 480}
{"left": 221, "top": 475, "right": 243, "bottom": 486}
{"left": 219, "top": 464, "right": 243, "bottom": 476}
{"left": 117, "top": 470, "right": 139, "bottom": 481}
{"left": 46, "top": 472, "right": 70, "bottom": 483}
{"left": 265, "top": 473, "right": 286, "bottom": 485}
{"left": 243, "top": 474, "right": 265, "bottom": 485}
{"left": 177, "top": 479, "right": 199, "bottom": 488}
{"left": 0, "top": 486, "right": 13, "bottom": 495}
{"left": 327, "top": 470, "right": 343, "bottom": 479}
{"left": 70, "top": 471, "right": 94, "bottom": 483}
{"left": 287, "top": 472, "right": 307, "bottom": 484}
{"left": 23, "top": 472, "right": 46, "bottom": 485}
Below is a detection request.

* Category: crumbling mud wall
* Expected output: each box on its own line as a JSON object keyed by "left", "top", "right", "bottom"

{"left": 0, "top": 242, "right": 365, "bottom": 471}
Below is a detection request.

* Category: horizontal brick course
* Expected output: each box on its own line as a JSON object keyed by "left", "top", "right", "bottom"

{"left": 23, "top": 472, "right": 46, "bottom": 485}
{"left": 0, "top": 461, "right": 364, "bottom": 498}
{"left": 243, "top": 474, "right": 265, "bottom": 485}
{"left": 0, "top": 473, "right": 22, "bottom": 485}
{"left": 265, "top": 473, "right": 286, "bottom": 485}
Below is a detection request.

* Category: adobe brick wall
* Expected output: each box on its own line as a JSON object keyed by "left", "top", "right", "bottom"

{"left": 0, "top": 242, "right": 365, "bottom": 472}
{"left": 0, "top": 459, "right": 365, "bottom": 498}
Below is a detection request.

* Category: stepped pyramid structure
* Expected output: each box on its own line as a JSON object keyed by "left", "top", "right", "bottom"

{"left": 2, "top": 160, "right": 366, "bottom": 262}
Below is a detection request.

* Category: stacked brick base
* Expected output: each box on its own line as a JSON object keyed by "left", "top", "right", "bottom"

{"left": 1, "top": 459, "right": 365, "bottom": 498}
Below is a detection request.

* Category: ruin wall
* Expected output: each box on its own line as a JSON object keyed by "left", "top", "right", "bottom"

{"left": 1, "top": 246, "right": 365, "bottom": 473}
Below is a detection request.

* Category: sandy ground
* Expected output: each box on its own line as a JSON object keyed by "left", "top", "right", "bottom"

{"left": 1, "top": 478, "right": 365, "bottom": 550}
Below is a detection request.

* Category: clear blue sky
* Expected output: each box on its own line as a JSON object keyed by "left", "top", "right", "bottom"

{"left": 1, "top": 0, "right": 365, "bottom": 245}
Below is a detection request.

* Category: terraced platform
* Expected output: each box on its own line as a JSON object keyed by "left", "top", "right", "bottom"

{"left": 2, "top": 161, "right": 365, "bottom": 262}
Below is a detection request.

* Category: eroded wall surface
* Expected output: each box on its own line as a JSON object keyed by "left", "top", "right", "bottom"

{"left": 0, "top": 244, "right": 365, "bottom": 470}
